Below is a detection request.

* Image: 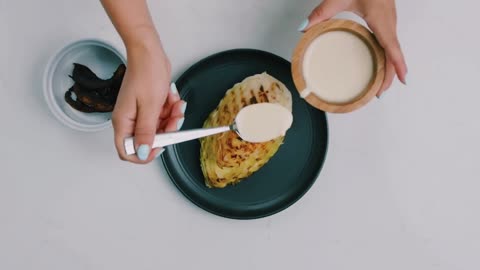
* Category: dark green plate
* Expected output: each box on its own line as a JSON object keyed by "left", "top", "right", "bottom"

{"left": 162, "top": 49, "right": 328, "bottom": 219}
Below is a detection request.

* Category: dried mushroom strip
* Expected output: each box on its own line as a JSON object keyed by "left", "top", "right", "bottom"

{"left": 70, "top": 63, "right": 112, "bottom": 90}
{"left": 110, "top": 64, "right": 126, "bottom": 97}
{"left": 64, "top": 87, "right": 96, "bottom": 113}
{"left": 72, "top": 83, "right": 114, "bottom": 112}
{"left": 64, "top": 63, "right": 126, "bottom": 113}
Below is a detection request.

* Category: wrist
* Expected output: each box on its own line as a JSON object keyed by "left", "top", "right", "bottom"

{"left": 124, "top": 24, "right": 164, "bottom": 58}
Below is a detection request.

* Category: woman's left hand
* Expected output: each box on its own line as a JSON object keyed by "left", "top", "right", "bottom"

{"left": 299, "top": 0, "right": 407, "bottom": 98}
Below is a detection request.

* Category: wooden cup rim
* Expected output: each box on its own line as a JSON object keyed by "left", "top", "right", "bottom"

{"left": 292, "top": 19, "right": 386, "bottom": 113}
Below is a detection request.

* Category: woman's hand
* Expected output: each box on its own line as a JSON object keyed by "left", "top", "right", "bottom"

{"left": 101, "top": 0, "right": 187, "bottom": 164}
{"left": 299, "top": 0, "right": 407, "bottom": 97}
{"left": 100, "top": 0, "right": 185, "bottom": 164}
{"left": 112, "top": 38, "right": 186, "bottom": 164}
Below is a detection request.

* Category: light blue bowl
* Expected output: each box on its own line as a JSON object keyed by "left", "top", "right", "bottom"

{"left": 43, "top": 39, "right": 126, "bottom": 132}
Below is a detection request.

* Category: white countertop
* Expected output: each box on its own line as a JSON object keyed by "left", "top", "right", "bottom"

{"left": 2, "top": 0, "right": 480, "bottom": 269}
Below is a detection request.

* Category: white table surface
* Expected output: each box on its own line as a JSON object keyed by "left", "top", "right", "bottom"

{"left": 2, "top": 0, "right": 479, "bottom": 269}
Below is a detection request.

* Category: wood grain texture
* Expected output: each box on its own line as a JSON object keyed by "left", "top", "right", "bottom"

{"left": 292, "top": 19, "right": 386, "bottom": 113}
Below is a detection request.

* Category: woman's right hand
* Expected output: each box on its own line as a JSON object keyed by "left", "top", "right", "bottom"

{"left": 112, "top": 37, "right": 186, "bottom": 164}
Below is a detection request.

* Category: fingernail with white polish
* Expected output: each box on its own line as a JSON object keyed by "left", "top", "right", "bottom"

{"left": 170, "top": 82, "right": 179, "bottom": 95}
{"left": 176, "top": 117, "right": 185, "bottom": 130}
{"left": 181, "top": 102, "right": 187, "bottom": 114}
{"left": 155, "top": 148, "right": 165, "bottom": 159}
{"left": 298, "top": 19, "right": 309, "bottom": 32}
{"left": 378, "top": 91, "right": 387, "bottom": 99}
{"left": 137, "top": 144, "right": 151, "bottom": 161}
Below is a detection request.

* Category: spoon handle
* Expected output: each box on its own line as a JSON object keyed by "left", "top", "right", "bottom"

{"left": 124, "top": 126, "right": 231, "bottom": 155}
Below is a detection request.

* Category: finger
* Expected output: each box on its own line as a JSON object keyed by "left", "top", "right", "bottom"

{"left": 134, "top": 102, "right": 160, "bottom": 161}
{"left": 157, "top": 120, "right": 168, "bottom": 132}
{"left": 160, "top": 83, "right": 181, "bottom": 119}
{"left": 386, "top": 44, "right": 408, "bottom": 85}
{"left": 152, "top": 147, "right": 166, "bottom": 160}
{"left": 159, "top": 102, "right": 172, "bottom": 119}
{"left": 157, "top": 100, "right": 186, "bottom": 131}
{"left": 111, "top": 90, "right": 153, "bottom": 164}
{"left": 377, "top": 59, "right": 396, "bottom": 98}
{"left": 165, "top": 116, "right": 185, "bottom": 133}
{"left": 300, "top": 0, "right": 343, "bottom": 32}
{"left": 171, "top": 100, "right": 187, "bottom": 118}
{"left": 168, "top": 82, "right": 181, "bottom": 104}
{"left": 112, "top": 115, "right": 151, "bottom": 164}
{"left": 367, "top": 20, "right": 408, "bottom": 84}
{"left": 112, "top": 115, "right": 134, "bottom": 162}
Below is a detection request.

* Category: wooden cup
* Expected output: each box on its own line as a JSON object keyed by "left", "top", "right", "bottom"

{"left": 292, "top": 19, "right": 386, "bottom": 113}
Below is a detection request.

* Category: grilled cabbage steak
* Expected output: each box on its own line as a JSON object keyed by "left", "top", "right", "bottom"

{"left": 200, "top": 73, "right": 293, "bottom": 188}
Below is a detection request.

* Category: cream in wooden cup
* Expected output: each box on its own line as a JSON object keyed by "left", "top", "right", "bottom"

{"left": 292, "top": 19, "right": 386, "bottom": 113}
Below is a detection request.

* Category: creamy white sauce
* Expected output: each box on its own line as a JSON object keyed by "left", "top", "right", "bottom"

{"left": 235, "top": 103, "right": 293, "bottom": 143}
{"left": 302, "top": 31, "right": 374, "bottom": 103}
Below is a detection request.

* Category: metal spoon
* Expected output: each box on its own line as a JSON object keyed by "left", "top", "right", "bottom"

{"left": 124, "top": 123, "right": 239, "bottom": 156}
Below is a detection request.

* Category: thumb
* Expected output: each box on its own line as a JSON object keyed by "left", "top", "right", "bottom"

{"left": 134, "top": 104, "right": 159, "bottom": 161}
{"left": 299, "top": 0, "right": 341, "bottom": 32}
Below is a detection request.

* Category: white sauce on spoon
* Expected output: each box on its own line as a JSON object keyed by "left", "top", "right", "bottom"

{"left": 235, "top": 103, "right": 293, "bottom": 143}
{"left": 302, "top": 30, "right": 374, "bottom": 103}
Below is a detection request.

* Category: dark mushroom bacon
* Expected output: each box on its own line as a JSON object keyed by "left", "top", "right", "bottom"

{"left": 64, "top": 87, "right": 96, "bottom": 113}
{"left": 64, "top": 63, "right": 126, "bottom": 113}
